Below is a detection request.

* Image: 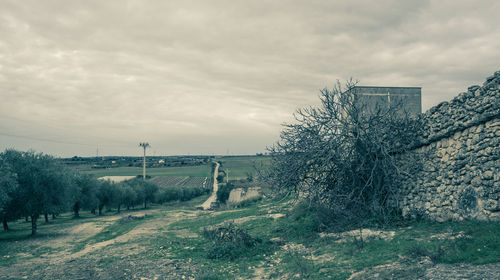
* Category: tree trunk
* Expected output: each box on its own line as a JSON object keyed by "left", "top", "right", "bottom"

{"left": 98, "top": 204, "right": 103, "bottom": 216}
{"left": 25, "top": 216, "right": 29, "bottom": 222}
{"left": 144, "top": 200, "right": 147, "bottom": 209}
{"left": 91, "top": 208, "right": 96, "bottom": 215}
{"left": 44, "top": 213, "right": 49, "bottom": 223}
{"left": 127, "top": 205, "right": 130, "bottom": 210}
{"left": 31, "top": 215, "right": 38, "bottom": 235}
{"left": 117, "top": 204, "right": 121, "bottom": 213}
{"left": 2, "top": 217, "right": 8, "bottom": 231}
{"left": 73, "top": 202, "right": 80, "bottom": 218}
{"left": 52, "top": 213, "right": 56, "bottom": 219}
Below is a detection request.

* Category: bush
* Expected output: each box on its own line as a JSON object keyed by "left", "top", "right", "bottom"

{"left": 229, "top": 196, "right": 262, "bottom": 208}
{"left": 274, "top": 201, "right": 322, "bottom": 241}
{"left": 216, "top": 183, "right": 234, "bottom": 204}
{"left": 156, "top": 185, "right": 208, "bottom": 204}
{"left": 406, "top": 243, "right": 445, "bottom": 263}
{"left": 202, "top": 222, "right": 261, "bottom": 260}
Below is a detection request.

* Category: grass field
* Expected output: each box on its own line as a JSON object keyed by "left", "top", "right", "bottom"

{"left": 80, "top": 165, "right": 212, "bottom": 178}
{"left": 76, "top": 155, "right": 271, "bottom": 179}
{"left": 216, "top": 155, "right": 271, "bottom": 180}
{"left": 2, "top": 195, "right": 498, "bottom": 279}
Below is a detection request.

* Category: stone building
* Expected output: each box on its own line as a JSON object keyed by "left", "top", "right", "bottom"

{"left": 351, "top": 86, "right": 422, "bottom": 117}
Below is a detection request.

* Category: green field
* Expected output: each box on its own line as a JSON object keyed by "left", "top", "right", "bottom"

{"left": 80, "top": 165, "right": 212, "bottom": 178}
{"left": 76, "top": 155, "right": 271, "bottom": 179}
{"left": 216, "top": 155, "right": 271, "bottom": 180}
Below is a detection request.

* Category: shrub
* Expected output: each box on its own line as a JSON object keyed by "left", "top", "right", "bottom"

{"left": 274, "top": 201, "right": 321, "bottom": 241}
{"left": 202, "top": 222, "right": 261, "bottom": 260}
{"left": 406, "top": 243, "right": 445, "bottom": 263}
{"left": 156, "top": 185, "right": 208, "bottom": 204}
{"left": 216, "top": 183, "right": 234, "bottom": 204}
{"left": 229, "top": 196, "right": 262, "bottom": 208}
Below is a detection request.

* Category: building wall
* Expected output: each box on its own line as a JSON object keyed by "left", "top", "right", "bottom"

{"left": 400, "top": 71, "right": 500, "bottom": 222}
{"left": 353, "top": 86, "right": 422, "bottom": 117}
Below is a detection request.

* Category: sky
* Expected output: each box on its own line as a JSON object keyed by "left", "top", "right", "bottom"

{"left": 0, "top": 0, "right": 499, "bottom": 157}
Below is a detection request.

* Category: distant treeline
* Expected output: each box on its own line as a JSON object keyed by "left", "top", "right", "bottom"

{"left": 61, "top": 155, "right": 213, "bottom": 169}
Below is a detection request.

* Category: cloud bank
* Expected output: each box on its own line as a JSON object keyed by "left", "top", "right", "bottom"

{"left": 0, "top": 0, "right": 499, "bottom": 156}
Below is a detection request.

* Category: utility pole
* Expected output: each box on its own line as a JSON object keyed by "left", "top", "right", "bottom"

{"left": 139, "top": 142, "right": 150, "bottom": 180}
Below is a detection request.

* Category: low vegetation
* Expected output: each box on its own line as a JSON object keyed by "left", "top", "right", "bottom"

{"left": 1, "top": 195, "right": 498, "bottom": 279}
{"left": 202, "top": 222, "right": 261, "bottom": 260}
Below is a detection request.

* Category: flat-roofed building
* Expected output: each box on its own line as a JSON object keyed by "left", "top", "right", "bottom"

{"left": 351, "top": 86, "right": 422, "bottom": 117}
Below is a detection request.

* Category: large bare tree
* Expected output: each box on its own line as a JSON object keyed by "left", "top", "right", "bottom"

{"left": 268, "top": 80, "right": 423, "bottom": 229}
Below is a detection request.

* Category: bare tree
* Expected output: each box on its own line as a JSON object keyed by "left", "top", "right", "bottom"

{"left": 268, "top": 80, "right": 423, "bottom": 229}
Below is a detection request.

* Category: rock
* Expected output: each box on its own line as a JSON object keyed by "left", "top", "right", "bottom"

{"left": 468, "top": 85, "right": 480, "bottom": 93}
{"left": 483, "top": 170, "right": 494, "bottom": 180}
{"left": 471, "top": 176, "right": 482, "bottom": 187}
{"left": 483, "top": 199, "right": 499, "bottom": 211}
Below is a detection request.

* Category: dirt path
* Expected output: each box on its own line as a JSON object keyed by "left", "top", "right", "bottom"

{"left": 0, "top": 207, "right": 202, "bottom": 280}
{"left": 200, "top": 162, "right": 220, "bottom": 210}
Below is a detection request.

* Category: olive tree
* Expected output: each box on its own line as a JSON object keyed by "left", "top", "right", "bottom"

{"left": 2, "top": 150, "right": 70, "bottom": 235}
{"left": 0, "top": 158, "right": 18, "bottom": 231}
{"left": 96, "top": 180, "right": 116, "bottom": 215}
{"left": 120, "top": 182, "right": 137, "bottom": 210}
{"left": 128, "top": 179, "right": 158, "bottom": 208}
{"left": 70, "top": 173, "right": 100, "bottom": 217}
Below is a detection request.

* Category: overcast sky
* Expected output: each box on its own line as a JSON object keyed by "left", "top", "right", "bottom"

{"left": 0, "top": 0, "right": 499, "bottom": 157}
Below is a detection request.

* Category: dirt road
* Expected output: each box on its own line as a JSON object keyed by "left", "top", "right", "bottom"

{"left": 199, "top": 162, "right": 220, "bottom": 210}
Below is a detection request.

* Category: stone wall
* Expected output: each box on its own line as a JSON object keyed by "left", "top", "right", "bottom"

{"left": 227, "top": 187, "right": 261, "bottom": 204}
{"left": 401, "top": 71, "right": 500, "bottom": 222}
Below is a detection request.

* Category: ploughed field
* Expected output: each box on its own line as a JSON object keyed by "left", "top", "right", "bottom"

{"left": 149, "top": 176, "right": 213, "bottom": 190}
{"left": 81, "top": 165, "right": 212, "bottom": 178}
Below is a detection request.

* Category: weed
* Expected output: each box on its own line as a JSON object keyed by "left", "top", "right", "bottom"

{"left": 195, "top": 270, "right": 223, "bottom": 280}
{"left": 406, "top": 243, "right": 445, "bottom": 263}
{"left": 273, "top": 201, "right": 320, "bottom": 242}
{"left": 282, "top": 249, "right": 317, "bottom": 279}
{"left": 202, "top": 222, "right": 261, "bottom": 260}
{"left": 229, "top": 196, "right": 262, "bottom": 208}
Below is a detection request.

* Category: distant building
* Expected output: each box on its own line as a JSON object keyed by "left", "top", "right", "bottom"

{"left": 351, "top": 86, "right": 422, "bottom": 117}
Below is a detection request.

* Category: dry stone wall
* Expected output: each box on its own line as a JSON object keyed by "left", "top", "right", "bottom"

{"left": 401, "top": 71, "right": 500, "bottom": 222}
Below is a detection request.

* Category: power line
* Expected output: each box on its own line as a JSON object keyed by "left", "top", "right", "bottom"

{"left": 0, "top": 132, "right": 132, "bottom": 147}
{"left": 0, "top": 132, "right": 93, "bottom": 146}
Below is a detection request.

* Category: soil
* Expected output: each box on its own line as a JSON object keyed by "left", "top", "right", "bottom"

{"left": 0, "top": 208, "right": 201, "bottom": 280}
{"left": 199, "top": 162, "right": 220, "bottom": 210}
{"left": 347, "top": 256, "right": 500, "bottom": 280}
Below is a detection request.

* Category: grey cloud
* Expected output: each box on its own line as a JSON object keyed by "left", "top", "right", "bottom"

{"left": 0, "top": 0, "right": 499, "bottom": 156}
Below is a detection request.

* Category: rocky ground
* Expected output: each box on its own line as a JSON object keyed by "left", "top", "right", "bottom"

{"left": 1, "top": 199, "right": 499, "bottom": 279}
